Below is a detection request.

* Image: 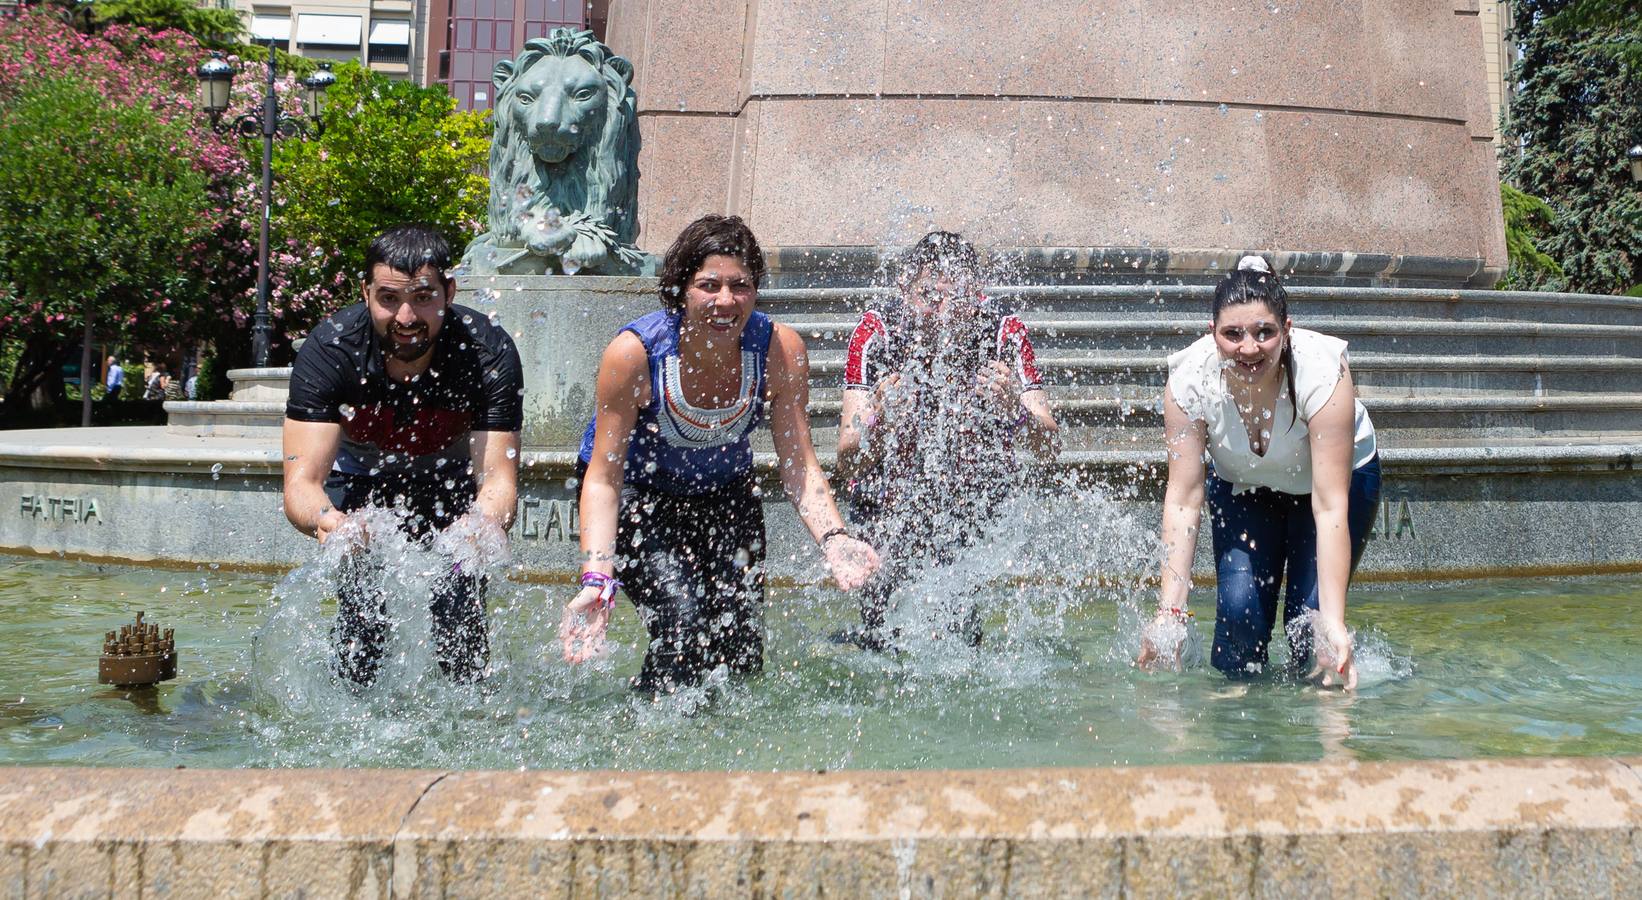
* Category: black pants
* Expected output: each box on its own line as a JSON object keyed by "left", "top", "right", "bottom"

{"left": 324, "top": 471, "right": 488, "bottom": 686}
{"left": 847, "top": 482, "right": 1002, "bottom": 648}
{"left": 605, "top": 471, "right": 767, "bottom": 695}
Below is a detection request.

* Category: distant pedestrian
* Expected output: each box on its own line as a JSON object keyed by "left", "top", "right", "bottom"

{"left": 142, "top": 364, "right": 170, "bottom": 401}
{"left": 103, "top": 357, "right": 124, "bottom": 401}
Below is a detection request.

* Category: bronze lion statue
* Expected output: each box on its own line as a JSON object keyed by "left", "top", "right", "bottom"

{"left": 460, "top": 29, "right": 648, "bottom": 275}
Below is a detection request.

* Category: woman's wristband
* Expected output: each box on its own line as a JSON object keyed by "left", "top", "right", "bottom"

{"left": 579, "top": 571, "right": 622, "bottom": 609}
{"left": 820, "top": 527, "right": 850, "bottom": 547}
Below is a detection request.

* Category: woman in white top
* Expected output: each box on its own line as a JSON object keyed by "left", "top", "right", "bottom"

{"left": 1138, "top": 256, "right": 1381, "bottom": 687}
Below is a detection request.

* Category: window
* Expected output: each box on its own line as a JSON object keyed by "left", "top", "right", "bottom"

{"left": 250, "top": 12, "right": 292, "bottom": 54}
{"left": 295, "top": 13, "right": 362, "bottom": 48}
{"left": 368, "top": 19, "right": 411, "bottom": 65}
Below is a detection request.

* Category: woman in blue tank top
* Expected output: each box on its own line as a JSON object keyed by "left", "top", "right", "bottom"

{"left": 559, "top": 215, "right": 882, "bottom": 695}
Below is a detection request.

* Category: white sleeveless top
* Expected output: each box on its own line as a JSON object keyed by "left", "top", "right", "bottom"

{"left": 1166, "top": 328, "right": 1377, "bottom": 495}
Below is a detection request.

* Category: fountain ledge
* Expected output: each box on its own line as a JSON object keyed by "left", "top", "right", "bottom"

{"left": 3, "top": 428, "right": 1641, "bottom": 578}
{"left": 2, "top": 757, "right": 1638, "bottom": 896}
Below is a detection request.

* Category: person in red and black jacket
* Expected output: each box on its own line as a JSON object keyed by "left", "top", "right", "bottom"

{"left": 283, "top": 224, "right": 523, "bottom": 686}
{"left": 833, "top": 231, "right": 1059, "bottom": 651}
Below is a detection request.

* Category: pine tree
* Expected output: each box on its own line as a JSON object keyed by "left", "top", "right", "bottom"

{"left": 1501, "top": 0, "right": 1642, "bottom": 294}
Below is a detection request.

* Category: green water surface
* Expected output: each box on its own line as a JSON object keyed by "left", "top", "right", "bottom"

{"left": 1, "top": 555, "right": 1638, "bottom": 770}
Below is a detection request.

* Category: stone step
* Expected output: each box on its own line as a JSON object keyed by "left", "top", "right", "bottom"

{"left": 164, "top": 400, "right": 284, "bottom": 438}
{"left": 791, "top": 393, "right": 1642, "bottom": 446}
{"left": 806, "top": 354, "right": 1642, "bottom": 397}
{"left": 757, "top": 285, "right": 1642, "bottom": 326}
{"left": 780, "top": 316, "right": 1642, "bottom": 357}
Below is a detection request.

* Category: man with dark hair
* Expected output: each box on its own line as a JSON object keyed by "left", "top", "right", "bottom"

{"left": 282, "top": 224, "right": 525, "bottom": 685}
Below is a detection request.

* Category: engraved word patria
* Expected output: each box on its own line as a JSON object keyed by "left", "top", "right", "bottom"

{"left": 20, "top": 494, "right": 103, "bottom": 524}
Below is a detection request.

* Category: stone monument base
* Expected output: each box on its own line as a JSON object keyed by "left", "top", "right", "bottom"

{"left": 460, "top": 275, "right": 659, "bottom": 448}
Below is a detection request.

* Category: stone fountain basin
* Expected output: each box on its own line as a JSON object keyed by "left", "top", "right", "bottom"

{"left": 3, "top": 759, "right": 1639, "bottom": 896}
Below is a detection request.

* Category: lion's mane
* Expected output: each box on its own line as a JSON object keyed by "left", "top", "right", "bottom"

{"left": 487, "top": 29, "right": 639, "bottom": 250}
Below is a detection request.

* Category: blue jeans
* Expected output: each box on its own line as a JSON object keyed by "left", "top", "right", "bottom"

{"left": 1205, "top": 456, "right": 1381, "bottom": 677}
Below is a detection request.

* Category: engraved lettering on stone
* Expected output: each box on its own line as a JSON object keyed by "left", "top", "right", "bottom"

{"left": 520, "top": 497, "right": 542, "bottom": 538}
{"left": 1369, "top": 497, "right": 1417, "bottom": 541}
{"left": 1394, "top": 498, "right": 1416, "bottom": 540}
{"left": 18, "top": 494, "right": 105, "bottom": 523}
{"left": 514, "top": 498, "right": 578, "bottom": 542}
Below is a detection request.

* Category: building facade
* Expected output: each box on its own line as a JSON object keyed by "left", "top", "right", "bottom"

{"left": 422, "top": 0, "right": 606, "bottom": 110}
{"left": 232, "top": 0, "right": 420, "bottom": 81}
{"left": 1480, "top": 0, "right": 1518, "bottom": 141}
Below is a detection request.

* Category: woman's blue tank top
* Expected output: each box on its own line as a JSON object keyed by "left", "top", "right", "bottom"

{"left": 578, "top": 309, "right": 774, "bottom": 495}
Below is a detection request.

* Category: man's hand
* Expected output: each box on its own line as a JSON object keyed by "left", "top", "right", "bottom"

{"left": 975, "top": 360, "right": 1018, "bottom": 416}
{"left": 437, "top": 510, "right": 510, "bottom": 571}
{"left": 314, "top": 507, "right": 349, "bottom": 544}
{"left": 318, "top": 509, "right": 372, "bottom": 552}
{"left": 560, "top": 585, "right": 611, "bottom": 663}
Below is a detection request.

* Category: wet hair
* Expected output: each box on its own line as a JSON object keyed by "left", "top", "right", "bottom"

{"left": 1213, "top": 255, "right": 1297, "bottom": 424}
{"left": 658, "top": 215, "right": 766, "bottom": 313}
{"left": 363, "top": 224, "right": 453, "bottom": 285}
{"left": 895, "top": 230, "right": 981, "bottom": 292}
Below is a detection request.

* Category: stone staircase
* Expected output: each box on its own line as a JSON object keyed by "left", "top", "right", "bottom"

{"left": 163, "top": 367, "right": 288, "bottom": 437}
{"left": 757, "top": 285, "right": 1642, "bottom": 456}
{"left": 164, "top": 287, "right": 1642, "bottom": 457}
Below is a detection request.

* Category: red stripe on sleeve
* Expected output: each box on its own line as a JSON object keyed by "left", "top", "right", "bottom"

{"left": 845, "top": 310, "right": 886, "bottom": 389}
{"left": 999, "top": 315, "right": 1044, "bottom": 388}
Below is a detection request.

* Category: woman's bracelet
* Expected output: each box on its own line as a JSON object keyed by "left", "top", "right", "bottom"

{"left": 820, "top": 527, "right": 850, "bottom": 547}
{"left": 579, "top": 571, "right": 622, "bottom": 609}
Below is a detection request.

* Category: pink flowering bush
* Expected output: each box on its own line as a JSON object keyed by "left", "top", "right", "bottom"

{"left": 0, "top": 10, "right": 258, "bottom": 408}
{"left": 0, "top": 10, "right": 492, "bottom": 410}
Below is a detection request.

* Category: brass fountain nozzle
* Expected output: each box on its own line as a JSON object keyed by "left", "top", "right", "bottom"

{"left": 98, "top": 611, "right": 177, "bottom": 687}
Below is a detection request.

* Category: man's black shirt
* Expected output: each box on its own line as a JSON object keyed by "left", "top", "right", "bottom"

{"left": 286, "top": 302, "right": 524, "bottom": 478}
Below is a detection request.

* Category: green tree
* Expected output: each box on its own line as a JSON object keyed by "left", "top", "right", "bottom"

{"left": 1499, "top": 184, "right": 1564, "bottom": 289}
{"left": 263, "top": 61, "right": 489, "bottom": 338}
{"left": 0, "top": 77, "right": 219, "bottom": 412}
{"left": 87, "top": 0, "right": 242, "bottom": 46}
{"left": 1543, "top": 0, "right": 1642, "bottom": 69}
{"left": 1502, "top": 0, "right": 1642, "bottom": 294}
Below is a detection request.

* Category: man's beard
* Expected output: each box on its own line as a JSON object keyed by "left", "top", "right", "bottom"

{"left": 378, "top": 326, "right": 433, "bottom": 362}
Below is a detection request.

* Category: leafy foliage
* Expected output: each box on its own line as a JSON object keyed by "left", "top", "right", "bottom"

{"left": 1499, "top": 184, "right": 1564, "bottom": 289}
{"left": 1502, "top": 0, "right": 1642, "bottom": 294}
{"left": 1542, "top": 0, "right": 1642, "bottom": 70}
{"left": 264, "top": 61, "right": 490, "bottom": 337}
{"left": 0, "top": 78, "right": 211, "bottom": 339}
{"left": 0, "top": 10, "right": 255, "bottom": 411}
{"left": 87, "top": 0, "right": 242, "bottom": 47}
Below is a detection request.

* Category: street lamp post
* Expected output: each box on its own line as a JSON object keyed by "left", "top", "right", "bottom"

{"left": 196, "top": 41, "right": 334, "bottom": 367}
{"left": 1628, "top": 145, "right": 1642, "bottom": 185}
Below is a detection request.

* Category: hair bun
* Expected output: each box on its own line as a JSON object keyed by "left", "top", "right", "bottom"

{"left": 1236, "top": 255, "right": 1272, "bottom": 274}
